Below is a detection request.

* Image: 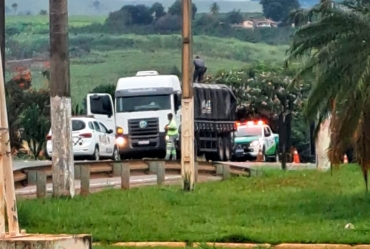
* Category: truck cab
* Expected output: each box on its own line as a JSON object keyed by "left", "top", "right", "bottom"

{"left": 232, "top": 120, "right": 279, "bottom": 162}
{"left": 85, "top": 71, "right": 182, "bottom": 159}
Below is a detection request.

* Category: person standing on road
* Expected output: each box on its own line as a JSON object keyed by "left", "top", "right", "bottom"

{"left": 193, "top": 55, "right": 207, "bottom": 83}
{"left": 165, "top": 113, "right": 178, "bottom": 160}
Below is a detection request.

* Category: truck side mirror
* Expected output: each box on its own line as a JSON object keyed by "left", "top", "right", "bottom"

{"left": 174, "top": 94, "right": 181, "bottom": 112}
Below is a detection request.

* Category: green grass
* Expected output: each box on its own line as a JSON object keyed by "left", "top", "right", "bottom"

{"left": 6, "top": 15, "right": 288, "bottom": 105}
{"left": 6, "top": 15, "right": 105, "bottom": 33}
{"left": 18, "top": 33, "right": 286, "bottom": 104}
{"left": 17, "top": 165, "right": 370, "bottom": 244}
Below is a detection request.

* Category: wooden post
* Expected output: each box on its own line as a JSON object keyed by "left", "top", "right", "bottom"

{"left": 157, "top": 161, "right": 165, "bottom": 185}
{"left": 181, "top": 0, "right": 195, "bottom": 191}
{"left": 0, "top": 133, "right": 5, "bottom": 236}
{"left": 121, "top": 163, "right": 130, "bottom": 190}
{"left": 80, "top": 165, "right": 90, "bottom": 197}
{"left": 36, "top": 171, "right": 47, "bottom": 198}
{"left": 0, "top": 48, "right": 19, "bottom": 235}
{"left": 50, "top": 0, "right": 75, "bottom": 198}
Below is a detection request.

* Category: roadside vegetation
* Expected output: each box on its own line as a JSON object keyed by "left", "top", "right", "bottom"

{"left": 18, "top": 166, "right": 370, "bottom": 244}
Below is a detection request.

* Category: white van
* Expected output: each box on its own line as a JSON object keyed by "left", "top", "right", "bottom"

{"left": 85, "top": 71, "right": 182, "bottom": 159}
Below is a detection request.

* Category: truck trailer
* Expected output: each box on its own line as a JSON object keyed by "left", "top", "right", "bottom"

{"left": 84, "top": 70, "right": 237, "bottom": 161}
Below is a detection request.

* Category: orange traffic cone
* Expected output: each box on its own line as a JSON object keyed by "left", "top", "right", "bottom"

{"left": 293, "top": 149, "right": 300, "bottom": 163}
{"left": 343, "top": 154, "right": 348, "bottom": 164}
{"left": 256, "top": 149, "right": 264, "bottom": 162}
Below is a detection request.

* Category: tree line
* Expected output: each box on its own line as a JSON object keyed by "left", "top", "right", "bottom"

{"left": 70, "top": 0, "right": 298, "bottom": 45}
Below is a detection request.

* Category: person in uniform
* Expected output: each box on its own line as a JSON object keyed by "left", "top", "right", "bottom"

{"left": 164, "top": 113, "right": 178, "bottom": 160}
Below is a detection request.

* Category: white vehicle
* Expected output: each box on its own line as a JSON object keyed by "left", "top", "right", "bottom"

{"left": 84, "top": 70, "right": 236, "bottom": 161}
{"left": 46, "top": 117, "right": 120, "bottom": 161}
{"left": 232, "top": 120, "right": 279, "bottom": 162}
{"left": 85, "top": 71, "right": 182, "bottom": 159}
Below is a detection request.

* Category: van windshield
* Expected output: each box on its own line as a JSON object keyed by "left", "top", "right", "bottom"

{"left": 116, "top": 95, "right": 171, "bottom": 113}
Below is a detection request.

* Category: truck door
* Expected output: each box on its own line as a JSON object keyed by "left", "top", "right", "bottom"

{"left": 86, "top": 93, "right": 115, "bottom": 132}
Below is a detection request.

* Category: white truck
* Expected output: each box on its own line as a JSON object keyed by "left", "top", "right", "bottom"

{"left": 85, "top": 71, "right": 181, "bottom": 159}
{"left": 84, "top": 70, "right": 237, "bottom": 161}
{"left": 232, "top": 120, "right": 279, "bottom": 162}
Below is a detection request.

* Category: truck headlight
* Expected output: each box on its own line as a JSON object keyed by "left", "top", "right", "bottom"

{"left": 116, "top": 137, "right": 125, "bottom": 146}
{"left": 251, "top": 140, "right": 260, "bottom": 146}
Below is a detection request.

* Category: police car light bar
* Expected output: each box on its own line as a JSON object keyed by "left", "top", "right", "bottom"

{"left": 235, "top": 120, "right": 265, "bottom": 127}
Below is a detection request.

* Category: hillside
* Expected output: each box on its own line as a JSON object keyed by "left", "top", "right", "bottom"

{"left": 5, "top": 0, "right": 262, "bottom": 15}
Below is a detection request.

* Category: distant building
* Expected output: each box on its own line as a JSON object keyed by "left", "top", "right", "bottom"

{"left": 231, "top": 18, "right": 278, "bottom": 29}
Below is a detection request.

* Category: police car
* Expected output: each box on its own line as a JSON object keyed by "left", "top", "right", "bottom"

{"left": 232, "top": 120, "right": 279, "bottom": 162}
{"left": 46, "top": 117, "right": 120, "bottom": 161}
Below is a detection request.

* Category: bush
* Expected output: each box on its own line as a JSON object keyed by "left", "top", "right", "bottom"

{"left": 21, "top": 103, "right": 50, "bottom": 159}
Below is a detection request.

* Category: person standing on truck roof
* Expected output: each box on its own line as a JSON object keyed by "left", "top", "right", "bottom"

{"left": 165, "top": 113, "right": 178, "bottom": 160}
{"left": 193, "top": 55, "right": 207, "bottom": 83}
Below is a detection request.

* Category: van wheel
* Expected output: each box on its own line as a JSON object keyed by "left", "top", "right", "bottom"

{"left": 223, "top": 135, "right": 231, "bottom": 161}
{"left": 91, "top": 146, "right": 99, "bottom": 161}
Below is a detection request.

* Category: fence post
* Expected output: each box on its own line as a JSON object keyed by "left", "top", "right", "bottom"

{"left": 36, "top": 171, "right": 46, "bottom": 198}
{"left": 74, "top": 165, "right": 81, "bottom": 180}
{"left": 80, "top": 165, "right": 90, "bottom": 197}
{"left": 223, "top": 164, "right": 230, "bottom": 180}
{"left": 149, "top": 161, "right": 158, "bottom": 173}
{"left": 121, "top": 162, "right": 130, "bottom": 189}
{"left": 216, "top": 164, "right": 223, "bottom": 175}
{"left": 113, "top": 162, "right": 122, "bottom": 176}
{"left": 157, "top": 161, "right": 165, "bottom": 185}
{"left": 27, "top": 170, "right": 37, "bottom": 185}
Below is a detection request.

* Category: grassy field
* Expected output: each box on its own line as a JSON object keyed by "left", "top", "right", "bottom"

{"left": 5, "top": 15, "right": 288, "bottom": 104}
{"left": 13, "top": 33, "right": 287, "bottom": 104}
{"left": 17, "top": 165, "right": 370, "bottom": 245}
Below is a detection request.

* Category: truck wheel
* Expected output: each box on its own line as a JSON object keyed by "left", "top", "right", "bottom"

{"left": 223, "top": 136, "right": 231, "bottom": 161}
{"left": 204, "top": 152, "right": 213, "bottom": 162}
{"left": 271, "top": 146, "right": 279, "bottom": 162}
{"left": 216, "top": 136, "right": 225, "bottom": 161}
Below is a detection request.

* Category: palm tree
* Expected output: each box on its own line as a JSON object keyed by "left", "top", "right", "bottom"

{"left": 285, "top": 0, "right": 370, "bottom": 188}
{"left": 210, "top": 2, "right": 220, "bottom": 15}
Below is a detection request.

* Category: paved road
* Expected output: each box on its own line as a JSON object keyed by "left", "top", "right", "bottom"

{"left": 16, "top": 174, "right": 183, "bottom": 195}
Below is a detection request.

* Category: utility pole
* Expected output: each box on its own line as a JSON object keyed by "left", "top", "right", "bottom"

{"left": 181, "top": 0, "right": 195, "bottom": 191}
{"left": 49, "top": 0, "right": 75, "bottom": 197}
{"left": 0, "top": 47, "right": 19, "bottom": 236}
{"left": 0, "top": 0, "right": 5, "bottom": 78}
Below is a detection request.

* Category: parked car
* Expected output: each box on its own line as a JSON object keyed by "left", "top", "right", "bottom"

{"left": 46, "top": 117, "right": 120, "bottom": 161}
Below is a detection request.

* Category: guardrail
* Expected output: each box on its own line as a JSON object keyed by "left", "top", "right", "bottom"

{"left": 13, "top": 160, "right": 250, "bottom": 198}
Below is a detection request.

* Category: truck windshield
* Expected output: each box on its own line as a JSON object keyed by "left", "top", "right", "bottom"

{"left": 116, "top": 95, "right": 171, "bottom": 113}
{"left": 235, "top": 126, "right": 262, "bottom": 137}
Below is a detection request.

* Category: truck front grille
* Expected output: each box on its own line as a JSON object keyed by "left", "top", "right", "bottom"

{"left": 128, "top": 118, "right": 159, "bottom": 137}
